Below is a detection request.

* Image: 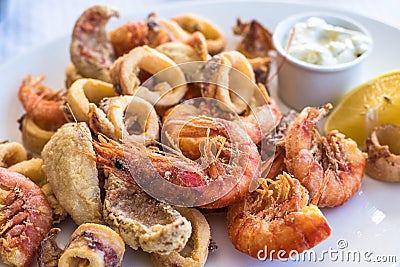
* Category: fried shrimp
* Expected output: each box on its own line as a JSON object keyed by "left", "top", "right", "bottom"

{"left": 227, "top": 172, "right": 331, "bottom": 259}
{"left": 91, "top": 140, "right": 192, "bottom": 254}
{"left": 172, "top": 14, "right": 226, "bottom": 55}
{"left": 91, "top": 108, "right": 260, "bottom": 208}
{"left": 9, "top": 158, "right": 66, "bottom": 224}
{"left": 285, "top": 104, "right": 366, "bottom": 207}
{"left": 162, "top": 103, "right": 261, "bottom": 208}
{"left": 18, "top": 74, "right": 67, "bottom": 130}
{"left": 0, "top": 168, "right": 53, "bottom": 267}
{"left": 70, "top": 5, "right": 119, "bottom": 82}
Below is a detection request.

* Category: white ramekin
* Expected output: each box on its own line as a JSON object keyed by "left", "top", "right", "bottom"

{"left": 272, "top": 12, "right": 373, "bottom": 110}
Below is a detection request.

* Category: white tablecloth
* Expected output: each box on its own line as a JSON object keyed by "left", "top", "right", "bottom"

{"left": 1, "top": 0, "right": 400, "bottom": 65}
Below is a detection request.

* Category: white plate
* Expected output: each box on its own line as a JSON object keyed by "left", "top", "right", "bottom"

{"left": 1, "top": 1, "right": 400, "bottom": 266}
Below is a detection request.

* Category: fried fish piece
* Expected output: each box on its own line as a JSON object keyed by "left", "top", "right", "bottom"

{"left": 103, "top": 169, "right": 191, "bottom": 254}
{"left": 42, "top": 122, "right": 103, "bottom": 225}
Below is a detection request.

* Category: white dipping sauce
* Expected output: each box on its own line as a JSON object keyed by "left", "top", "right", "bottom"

{"left": 284, "top": 17, "right": 371, "bottom": 65}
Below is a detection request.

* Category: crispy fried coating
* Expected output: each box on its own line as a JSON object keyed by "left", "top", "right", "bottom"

{"left": 42, "top": 122, "right": 103, "bottom": 225}
{"left": 103, "top": 170, "right": 191, "bottom": 254}
{"left": 151, "top": 207, "right": 211, "bottom": 267}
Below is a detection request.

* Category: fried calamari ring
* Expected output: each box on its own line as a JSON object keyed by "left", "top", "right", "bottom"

{"left": 66, "top": 78, "right": 117, "bottom": 123}
{"left": 70, "top": 5, "right": 119, "bottom": 82}
{"left": 151, "top": 207, "right": 211, "bottom": 267}
{"left": 201, "top": 51, "right": 256, "bottom": 114}
{"left": 88, "top": 95, "right": 160, "bottom": 142}
{"left": 365, "top": 123, "right": 400, "bottom": 182}
{"left": 156, "top": 42, "right": 202, "bottom": 63}
{"left": 9, "top": 158, "right": 46, "bottom": 187}
{"left": 172, "top": 15, "right": 226, "bottom": 55}
{"left": 0, "top": 168, "right": 53, "bottom": 267}
{"left": 156, "top": 32, "right": 208, "bottom": 64}
{"left": 20, "top": 115, "right": 55, "bottom": 155}
{"left": 58, "top": 223, "right": 125, "bottom": 267}
{"left": 110, "top": 45, "right": 187, "bottom": 109}
{"left": 0, "top": 141, "right": 27, "bottom": 168}
{"left": 103, "top": 170, "right": 191, "bottom": 254}
{"left": 155, "top": 18, "right": 191, "bottom": 42}
{"left": 42, "top": 122, "right": 103, "bottom": 225}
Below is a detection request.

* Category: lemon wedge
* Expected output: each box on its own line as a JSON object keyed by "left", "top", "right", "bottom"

{"left": 323, "top": 70, "right": 400, "bottom": 147}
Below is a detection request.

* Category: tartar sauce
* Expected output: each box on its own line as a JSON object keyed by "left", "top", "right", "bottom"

{"left": 284, "top": 17, "right": 371, "bottom": 65}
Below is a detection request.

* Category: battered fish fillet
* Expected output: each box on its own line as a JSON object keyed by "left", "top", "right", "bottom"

{"left": 42, "top": 122, "right": 103, "bottom": 225}
{"left": 103, "top": 170, "right": 192, "bottom": 255}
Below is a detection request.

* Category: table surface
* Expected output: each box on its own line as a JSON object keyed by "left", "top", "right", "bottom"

{"left": 1, "top": 0, "right": 400, "bottom": 66}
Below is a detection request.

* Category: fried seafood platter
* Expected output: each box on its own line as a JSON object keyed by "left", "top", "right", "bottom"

{"left": 2, "top": 2, "right": 400, "bottom": 267}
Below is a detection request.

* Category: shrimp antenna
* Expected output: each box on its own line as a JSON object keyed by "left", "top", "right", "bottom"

{"left": 65, "top": 102, "right": 78, "bottom": 123}
{"left": 148, "top": 139, "right": 184, "bottom": 158}
{"left": 161, "top": 132, "right": 182, "bottom": 155}
{"left": 64, "top": 102, "right": 94, "bottom": 143}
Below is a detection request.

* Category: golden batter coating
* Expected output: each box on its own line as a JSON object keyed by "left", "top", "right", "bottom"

{"left": 103, "top": 170, "right": 192, "bottom": 255}
{"left": 151, "top": 207, "right": 211, "bottom": 267}
{"left": 42, "top": 122, "right": 103, "bottom": 225}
